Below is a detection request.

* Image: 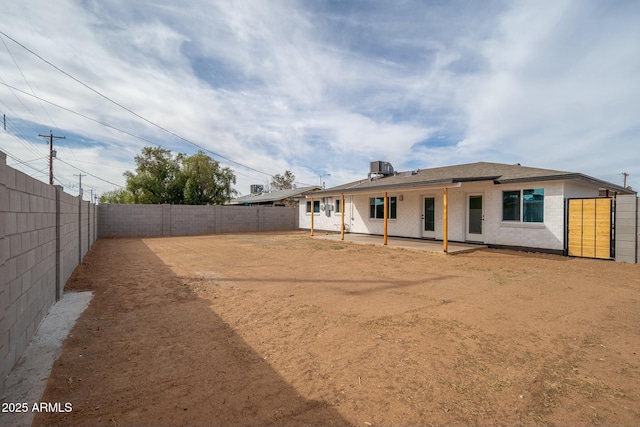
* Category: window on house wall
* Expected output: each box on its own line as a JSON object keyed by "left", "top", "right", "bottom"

{"left": 502, "top": 189, "right": 544, "bottom": 222}
{"left": 335, "top": 199, "right": 341, "bottom": 213}
{"left": 523, "top": 189, "right": 544, "bottom": 222}
{"left": 502, "top": 191, "right": 520, "bottom": 221}
{"left": 369, "top": 197, "right": 397, "bottom": 219}
{"left": 424, "top": 197, "right": 435, "bottom": 231}
{"left": 306, "top": 200, "right": 320, "bottom": 213}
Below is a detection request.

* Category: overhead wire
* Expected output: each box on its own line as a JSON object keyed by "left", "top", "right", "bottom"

{"left": 4, "top": 149, "right": 48, "bottom": 177}
{"left": 56, "top": 157, "right": 124, "bottom": 188}
{"left": 6, "top": 129, "right": 48, "bottom": 163}
{"left": 0, "top": 75, "right": 41, "bottom": 130}
{"left": 1, "top": 31, "right": 316, "bottom": 196}
{"left": 0, "top": 35, "right": 62, "bottom": 135}
{"left": 0, "top": 110, "right": 49, "bottom": 173}
{"left": 0, "top": 82, "right": 160, "bottom": 147}
{"left": 0, "top": 33, "right": 90, "bottom": 172}
{"left": 0, "top": 102, "right": 49, "bottom": 159}
{"left": 1, "top": 82, "right": 284, "bottom": 191}
{"left": 0, "top": 30, "right": 278, "bottom": 179}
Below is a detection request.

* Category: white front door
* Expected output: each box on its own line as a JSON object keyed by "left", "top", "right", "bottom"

{"left": 466, "top": 194, "right": 484, "bottom": 242}
{"left": 422, "top": 196, "right": 436, "bottom": 238}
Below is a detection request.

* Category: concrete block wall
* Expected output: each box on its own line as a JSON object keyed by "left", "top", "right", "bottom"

{"left": 98, "top": 204, "right": 297, "bottom": 237}
{"left": 98, "top": 204, "right": 164, "bottom": 237}
{"left": 615, "top": 195, "right": 639, "bottom": 264}
{"left": 0, "top": 151, "right": 98, "bottom": 398}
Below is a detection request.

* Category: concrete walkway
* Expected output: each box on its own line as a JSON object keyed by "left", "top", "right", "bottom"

{"left": 312, "top": 233, "right": 486, "bottom": 254}
{"left": 0, "top": 291, "right": 92, "bottom": 427}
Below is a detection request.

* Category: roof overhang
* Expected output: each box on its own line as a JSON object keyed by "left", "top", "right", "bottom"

{"left": 496, "top": 173, "right": 635, "bottom": 194}
{"left": 304, "top": 180, "right": 464, "bottom": 197}
{"left": 306, "top": 173, "right": 634, "bottom": 198}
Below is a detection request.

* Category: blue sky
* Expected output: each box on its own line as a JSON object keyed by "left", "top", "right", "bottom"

{"left": 0, "top": 0, "right": 638, "bottom": 198}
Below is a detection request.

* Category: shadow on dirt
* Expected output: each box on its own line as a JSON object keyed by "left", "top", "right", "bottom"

{"left": 34, "top": 239, "right": 350, "bottom": 427}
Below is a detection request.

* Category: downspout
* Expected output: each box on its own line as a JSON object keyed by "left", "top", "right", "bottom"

{"left": 350, "top": 195, "right": 354, "bottom": 232}
{"left": 310, "top": 196, "right": 314, "bottom": 237}
{"left": 443, "top": 187, "right": 448, "bottom": 253}
{"left": 341, "top": 193, "right": 345, "bottom": 241}
{"left": 383, "top": 191, "right": 388, "bottom": 245}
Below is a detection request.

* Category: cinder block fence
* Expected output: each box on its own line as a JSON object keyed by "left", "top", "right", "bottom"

{"left": 615, "top": 194, "right": 640, "bottom": 264}
{"left": 0, "top": 151, "right": 97, "bottom": 397}
{"left": 98, "top": 203, "right": 298, "bottom": 237}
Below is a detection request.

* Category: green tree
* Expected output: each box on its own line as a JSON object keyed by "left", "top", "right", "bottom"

{"left": 124, "top": 147, "right": 183, "bottom": 204}
{"left": 122, "top": 146, "right": 237, "bottom": 205}
{"left": 182, "top": 151, "right": 237, "bottom": 204}
{"left": 270, "top": 170, "right": 296, "bottom": 190}
{"left": 99, "top": 188, "right": 134, "bottom": 204}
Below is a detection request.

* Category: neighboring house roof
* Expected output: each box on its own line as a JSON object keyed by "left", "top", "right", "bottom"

{"left": 309, "top": 162, "right": 634, "bottom": 196}
{"left": 229, "top": 186, "right": 321, "bottom": 205}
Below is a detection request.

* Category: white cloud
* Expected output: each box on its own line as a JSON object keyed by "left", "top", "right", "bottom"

{"left": 0, "top": 0, "right": 638, "bottom": 196}
{"left": 458, "top": 0, "right": 640, "bottom": 186}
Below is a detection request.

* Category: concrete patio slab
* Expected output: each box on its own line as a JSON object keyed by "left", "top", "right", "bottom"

{"left": 312, "top": 233, "right": 486, "bottom": 254}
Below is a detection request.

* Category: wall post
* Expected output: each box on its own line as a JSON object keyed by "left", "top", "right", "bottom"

{"left": 162, "top": 204, "right": 171, "bottom": 236}
{"left": 87, "top": 201, "right": 91, "bottom": 251}
{"left": 55, "top": 186, "right": 62, "bottom": 301}
{"left": 614, "top": 194, "right": 639, "bottom": 264}
{"left": 77, "top": 196, "right": 82, "bottom": 264}
{"left": 0, "top": 151, "right": 7, "bottom": 280}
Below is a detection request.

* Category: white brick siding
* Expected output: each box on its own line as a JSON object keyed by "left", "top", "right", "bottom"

{"left": 299, "top": 179, "right": 604, "bottom": 251}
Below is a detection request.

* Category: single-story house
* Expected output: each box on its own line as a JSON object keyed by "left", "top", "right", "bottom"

{"left": 298, "top": 161, "right": 634, "bottom": 254}
{"left": 229, "top": 185, "right": 321, "bottom": 207}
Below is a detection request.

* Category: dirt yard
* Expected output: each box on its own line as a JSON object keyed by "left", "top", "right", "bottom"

{"left": 34, "top": 232, "right": 640, "bottom": 426}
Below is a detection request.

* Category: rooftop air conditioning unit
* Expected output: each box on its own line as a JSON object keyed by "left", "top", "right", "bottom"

{"left": 370, "top": 161, "right": 394, "bottom": 176}
{"left": 250, "top": 184, "right": 264, "bottom": 194}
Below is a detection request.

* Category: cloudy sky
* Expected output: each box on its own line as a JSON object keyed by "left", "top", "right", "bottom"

{"left": 0, "top": 0, "right": 638, "bottom": 198}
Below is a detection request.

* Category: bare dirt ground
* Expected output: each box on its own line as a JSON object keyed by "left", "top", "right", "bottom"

{"left": 34, "top": 232, "right": 640, "bottom": 426}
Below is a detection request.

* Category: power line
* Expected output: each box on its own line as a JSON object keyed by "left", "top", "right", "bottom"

{"left": 0, "top": 30, "right": 277, "bottom": 178}
{"left": 0, "top": 103, "right": 49, "bottom": 159}
{"left": 59, "top": 158, "right": 129, "bottom": 169}
{"left": 4, "top": 149, "right": 49, "bottom": 177}
{"left": 0, "top": 81, "right": 160, "bottom": 146}
{"left": 0, "top": 82, "right": 52, "bottom": 160}
{"left": 57, "top": 157, "right": 124, "bottom": 188}
{"left": 1, "top": 81, "right": 277, "bottom": 182}
{"left": 1, "top": 35, "right": 62, "bottom": 135}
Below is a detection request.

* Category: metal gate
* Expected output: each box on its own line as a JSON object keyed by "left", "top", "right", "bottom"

{"left": 567, "top": 198, "right": 614, "bottom": 259}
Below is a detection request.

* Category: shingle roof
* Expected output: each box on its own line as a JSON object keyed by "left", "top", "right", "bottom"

{"left": 229, "top": 186, "right": 321, "bottom": 204}
{"left": 309, "top": 162, "right": 633, "bottom": 195}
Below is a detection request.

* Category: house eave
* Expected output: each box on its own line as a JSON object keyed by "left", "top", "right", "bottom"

{"left": 305, "top": 180, "right": 465, "bottom": 197}
{"left": 496, "top": 174, "right": 635, "bottom": 194}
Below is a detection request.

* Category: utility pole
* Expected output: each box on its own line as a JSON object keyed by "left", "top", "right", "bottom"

{"left": 74, "top": 174, "right": 87, "bottom": 198}
{"left": 622, "top": 172, "right": 629, "bottom": 188}
{"left": 38, "top": 131, "right": 65, "bottom": 185}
